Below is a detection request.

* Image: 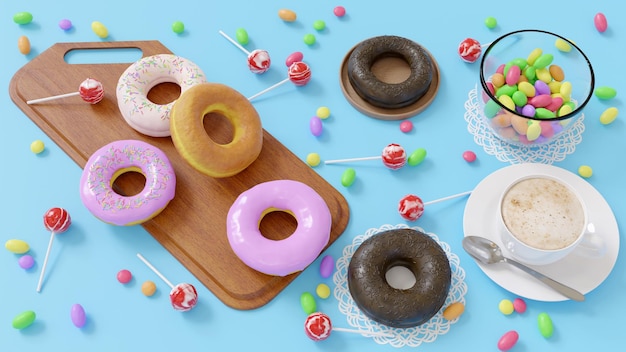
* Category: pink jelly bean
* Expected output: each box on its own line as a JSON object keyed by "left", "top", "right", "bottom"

{"left": 496, "top": 64, "right": 505, "bottom": 74}
{"left": 513, "top": 298, "right": 527, "bottom": 313}
{"left": 540, "top": 121, "right": 555, "bottom": 138}
{"left": 285, "top": 51, "right": 304, "bottom": 67}
{"left": 545, "top": 96, "right": 563, "bottom": 112}
{"left": 505, "top": 65, "right": 521, "bottom": 86}
{"left": 310, "top": 116, "right": 323, "bottom": 136}
{"left": 529, "top": 94, "right": 551, "bottom": 108}
{"left": 498, "top": 330, "right": 519, "bottom": 351}
{"left": 319, "top": 255, "right": 334, "bottom": 278}
{"left": 400, "top": 120, "right": 413, "bottom": 133}
{"left": 594, "top": 13, "right": 608, "bottom": 33}
{"left": 333, "top": 6, "right": 346, "bottom": 17}
{"left": 462, "top": 150, "right": 477, "bottom": 162}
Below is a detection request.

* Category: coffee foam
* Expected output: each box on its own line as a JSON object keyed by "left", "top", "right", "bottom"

{"left": 501, "top": 177, "right": 585, "bottom": 250}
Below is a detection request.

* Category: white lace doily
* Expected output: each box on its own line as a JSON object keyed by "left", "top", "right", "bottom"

{"left": 464, "top": 85, "right": 585, "bottom": 164}
{"left": 333, "top": 224, "right": 467, "bottom": 348}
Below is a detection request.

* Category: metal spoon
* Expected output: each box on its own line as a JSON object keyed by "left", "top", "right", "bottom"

{"left": 462, "top": 235, "right": 585, "bottom": 302}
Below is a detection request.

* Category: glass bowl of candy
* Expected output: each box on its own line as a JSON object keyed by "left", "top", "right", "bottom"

{"left": 478, "top": 29, "right": 595, "bottom": 147}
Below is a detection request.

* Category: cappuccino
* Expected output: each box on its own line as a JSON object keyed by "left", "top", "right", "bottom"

{"left": 501, "top": 177, "right": 585, "bottom": 251}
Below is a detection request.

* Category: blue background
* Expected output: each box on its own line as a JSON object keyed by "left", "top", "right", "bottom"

{"left": 2, "top": 1, "right": 624, "bottom": 351}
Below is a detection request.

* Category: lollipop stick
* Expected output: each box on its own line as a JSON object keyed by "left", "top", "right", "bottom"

{"left": 423, "top": 190, "right": 472, "bottom": 206}
{"left": 324, "top": 156, "right": 381, "bottom": 165}
{"left": 332, "top": 327, "right": 394, "bottom": 337}
{"left": 36, "top": 231, "right": 56, "bottom": 292}
{"left": 136, "top": 253, "right": 174, "bottom": 289}
{"left": 218, "top": 30, "right": 251, "bottom": 55}
{"left": 27, "top": 91, "right": 80, "bottom": 105}
{"left": 247, "top": 78, "right": 289, "bottom": 101}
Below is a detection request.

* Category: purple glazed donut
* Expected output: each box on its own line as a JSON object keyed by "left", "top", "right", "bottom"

{"left": 80, "top": 140, "right": 176, "bottom": 226}
{"left": 226, "top": 180, "right": 332, "bottom": 276}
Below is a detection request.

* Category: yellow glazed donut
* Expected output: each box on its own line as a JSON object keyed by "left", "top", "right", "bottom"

{"left": 170, "top": 83, "right": 263, "bottom": 178}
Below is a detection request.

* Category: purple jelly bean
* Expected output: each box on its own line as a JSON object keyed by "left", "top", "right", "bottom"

{"left": 522, "top": 104, "right": 536, "bottom": 117}
{"left": 309, "top": 116, "right": 323, "bottom": 137}
{"left": 70, "top": 304, "right": 87, "bottom": 328}
{"left": 552, "top": 122, "right": 563, "bottom": 134}
{"left": 319, "top": 255, "right": 334, "bottom": 278}
{"left": 18, "top": 254, "right": 35, "bottom": 270}
{"left": 534, "top": 80, "right": 550, "bottom": 95}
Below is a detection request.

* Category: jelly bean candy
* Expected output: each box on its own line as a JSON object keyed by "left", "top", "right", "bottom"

{"left": 300, "top": 292, "right": 316, "bottom": 314}
{"left": 12, "top": 310, "right": 36, "bottom": 329}
{"left": 341, "top": 168, "right": 356, "bottom": 187}
{"left": 443, "top": 302, "right": 465, "bottom": 320}
{"left": 497, "top": 330, "right": 519, "bottom": 351}
{"left": 537, "top": 312, "right": 554, "bottom": 338}
{"left": 594, "top": 86, "right": 617, "bottom": 100}
{"left": 600, "top": 107, "right": 618, "bottom": 125}
{"left": 498, "top": 299, "right": 514, "bottom": 315}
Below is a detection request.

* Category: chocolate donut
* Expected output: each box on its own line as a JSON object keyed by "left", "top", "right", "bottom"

{"left": 347, "top": 228, "right": 451, "bottom": 328}
{"left": 347, "top": 35, "right": 433, "bottom": 109}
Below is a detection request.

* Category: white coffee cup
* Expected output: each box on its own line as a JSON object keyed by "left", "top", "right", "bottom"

{"left": 498, "top": 174, "right": 605, "bottom": 266}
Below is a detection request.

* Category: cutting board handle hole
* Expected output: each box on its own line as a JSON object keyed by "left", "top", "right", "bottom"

{"left": 203, "top": 112, "right": 234, "bottom": 144}
{"left": 64, "top": 48, "right": 143, "bottom": 65}
{"left": 259, "top": 211, "right": 298, "bottom": 241}
{"left": 147, "top": 82, "right": 181, "bottom": 105}
{"left": 111, "top": 170, "right": 146, "bottom": 197}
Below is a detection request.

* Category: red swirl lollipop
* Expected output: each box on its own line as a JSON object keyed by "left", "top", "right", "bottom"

{"left": 304, "top": 312, "right": 393, "bottom": 341}
{"left": 458, "top": 38, "right": 482, "bottom": 63}
{"left": 137, "top": 253, "right": 198, "bottom": 311}
{"left": 27, "top": 78, "right": 104, "bottom": 105}
{"left": 37, "top": 207, "right": 72, "bottom": 292}
{"left": 247, "top": 61, "right": 312, "bottom": 101}
{"left": 398, "top": 191, "right": 473, "bottom": 221}
{"left": 324, "top": 143, "right": 407, "bottom": 170}
{"left": 218, "top": 30, "right": 271, "bottom": 74}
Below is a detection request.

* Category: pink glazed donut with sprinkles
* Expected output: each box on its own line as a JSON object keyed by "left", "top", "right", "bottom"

{"left": 226, "top": 180, "right": 332, "bottom": 276}
{"left": 116, "top": 54, "right": 207, "bottom": 137}
{"left": 80, "top": 140, "right": 176, "bottom": 226}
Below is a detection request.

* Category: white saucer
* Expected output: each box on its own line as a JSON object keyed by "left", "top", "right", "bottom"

{"left": 463, "top": 163, "right": 619, "bottom": 302}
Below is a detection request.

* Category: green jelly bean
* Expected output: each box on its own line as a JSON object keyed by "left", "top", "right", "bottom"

{"left": 537, "top": 312, "right": 554, "bottom": 338}
{"left": 13, "top": 11, "right": 33, "bottom": 25}
{"left": 300, "top": 292, "right": 316, "bottom": 314}
{"left": 524, "top": 66, "right": 536, "bottom": 81}
{"left": 495, "top": 84, "right": 517, "bottom": 98}
{"left": 341, "top": 168, "right": 356, "bottom": 187}
{"left": 235, "top": 28, "right": 249, "bottom": 45}
{"left": 313, "top": 20, "right": 326, "bottom": 31}
{"left": 535, "top": 107, "right": 556, "bottom": 119}
{"left": 484, "top": 99, "right": 502, "bottom": 118}
{"left": 303, "top": 33, "right": 316, "bottom": 46}
{"left": 407, "top": 148, "right": 427, "bottom": 166}
{"left": 484, "top": 16, "right": 497, "bottom": 29}
{"left": 511, "top": 90, "right": 528, "bottom": 107}
{"left": 171, "top": 21, "right": 185, "bottom": 34}
{"left": 533, "top": 53, "right": 554, "bottom": 69}
{"left": 511, "top": 57, "right": 528, "bottom": 70}
{"left": 594, "top": 86, "right": 617, "bottom": 100}
{"left": 12, "top": 310, "right": 36, "bottom": 329}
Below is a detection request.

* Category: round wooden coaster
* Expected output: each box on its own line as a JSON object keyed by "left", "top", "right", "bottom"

{"left": 339, "top": 43, "right": 441, "bottom": 121}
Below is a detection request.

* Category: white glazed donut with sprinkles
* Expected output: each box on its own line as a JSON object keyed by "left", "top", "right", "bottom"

{"left": 116, "top": 54, "right": 207, "bottom": 137}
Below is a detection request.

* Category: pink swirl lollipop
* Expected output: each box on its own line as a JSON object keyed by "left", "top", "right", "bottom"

{"left": 37, "top": 207, "right": 72, "bottom": 292}
{"left": 137, "top": 253, "right": 198, "bottom": 311}
{"left": 324, "top": 143, "right": 407, "bottom": 170}
{"left": 218, "top": 30, "right": 271, "bottom": 74}
{"left": 304, "top": 312, "right": 393, "bottom": 341}
{"left": 247, "top": 61, "right": 312, "bottom": 101}
{"left": 398, "top": 191, "right": 473, "bottom": 221}
{"left": 27, "top": 78, "right": 104, "bottom": 104}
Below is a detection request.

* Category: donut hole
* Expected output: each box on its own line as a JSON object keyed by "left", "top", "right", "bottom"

{"left": 371, "top": 55, "right": 412, "bottom": 84}
{"left": 146, "top": 82, "right": 181, "bottom": 105}
{"left": 111, "top": 167, "right": 146, "bottom": 197}
{"left": 203, "top": 112, "right": 235, "bottom": 145}
{"left": 259, "top": 209, "right": 298, "bottom": 241}
{"left": 385, "top": 261, "right": 417, "bottom": 290}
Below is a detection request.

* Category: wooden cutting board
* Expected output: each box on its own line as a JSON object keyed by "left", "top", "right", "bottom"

{"left": 9, "top": 41, "right": 350, "bottom": 310}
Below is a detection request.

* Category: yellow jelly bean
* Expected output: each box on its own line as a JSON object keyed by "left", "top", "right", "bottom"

{"left": 141, "top": 280, "right": 157, "bottom": 296}
{"left": 316, "top": 283, "right": 330, "bottom": 299}
{"left": 558, "top": 104, "right": 573, "bottom": 117}
{"left": 306, "top": 152, "right": 321, "bottom": 167}
{"left": 578, "top": 165, "right": 593, "bottom": 178}
{"left": 30, "top": 139, "right": 45, "bottom": 154}
{"left": 535, "top": 68, "right": 552, "bottom": 83}
{"left": 499, "top": 299, "right": 515, "bottom": 315}
{"left": 18, "top": 35, "right": 31, "bottom": 55}
{"left": 527, "top": 48, "right": 543, "bottom": 66}
{"left": 5, "top": 239, "right": 30, "bottom": 254}
{"left": 548, "top": 81, "right": 562, "bottom": 94}
{"left": 526, "top": 122, "right": 541, "bottom": 141}
{"left": 549, "top": 65, "right": 565, "bottom": 81}
{"left": 560, "top": 81, "right": 572, "bottom": 98}
{"left": 498, "top": 94, "right": 515, "bottom": 111}
{"left": 91, "top": 21, "right": 109, "bottom": 39}
{"left": 443, "top": 302, "right": 465, "bottom": 320}
{"left": 518, "top": 81, "right": 535, "bottom": 97}
{"left": 278, "top": 9, "right": 297, "bottom": 22}
{"left": 316, "top": 106, "right": 330, "bottom": 119}
{"left": 555, "top": 38, "right": 572, "bottom": 52}
{"left": 600, "top": 107, "right": 618, "bottom": 125}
